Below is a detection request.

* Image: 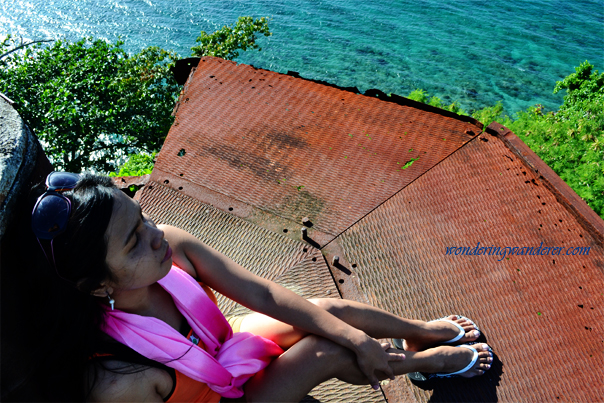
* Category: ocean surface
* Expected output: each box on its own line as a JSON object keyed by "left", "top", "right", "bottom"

{"left": 1, "top": 0, "right": 603, "bottom": 115}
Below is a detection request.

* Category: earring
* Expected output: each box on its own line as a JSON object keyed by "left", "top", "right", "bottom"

{"left": 107, "top": 292, "right": 115, "bottom": 310}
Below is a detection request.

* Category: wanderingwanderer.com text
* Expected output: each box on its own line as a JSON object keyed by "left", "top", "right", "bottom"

{"left": 445, "top": 242, "right": 590, "bottom": 262}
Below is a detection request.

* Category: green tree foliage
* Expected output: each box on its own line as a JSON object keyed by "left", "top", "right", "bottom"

{"left": 191, "top": 16, "right": 271, "bottom": 60}
{"left": 553, "top": 60, "right": 604, "bottom": 122}
{"left": 0, "top": 17, "right": 271, "bottom": 173}
{"left": 504, "top": 62, "right": 603, "bottom": 217}
{"left": 109, "top": 151, "right": 156, "bottom": 177}
{"left": 470, "top": 61, "right": 603, "bottom": 217}
{"left": 407, "top": 89, "right": 467, "bottom": 115}
{"left": 0, "top": 35, "right": 180, "bottom": 172}
{"left": 471, "top": 101, "right": 504, "bottom": 129}
{"left": 108, "top": 151, "right": 156, "bottom": 192}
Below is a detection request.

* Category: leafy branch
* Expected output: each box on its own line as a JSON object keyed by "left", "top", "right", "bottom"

{"left": 0, "top": 35, "right": 54, "bottom": 59}
{"left": 191, "top": 16, "right": 271, "bottom": 60}
{"left": 1, "top": 17, "right": 272, "bottom": 173}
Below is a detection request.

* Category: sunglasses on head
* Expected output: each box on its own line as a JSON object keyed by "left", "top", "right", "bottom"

{"left": 31, "top": 171, "right": 81, "bottom": 277}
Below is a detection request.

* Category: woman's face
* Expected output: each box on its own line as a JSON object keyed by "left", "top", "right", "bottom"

{"left": 103, "top": 190, "right": 172, "bottom": 291}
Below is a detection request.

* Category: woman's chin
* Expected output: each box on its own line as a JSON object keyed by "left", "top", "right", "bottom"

{"left": 160, "top": 258, "right": 173, "bottom": 275}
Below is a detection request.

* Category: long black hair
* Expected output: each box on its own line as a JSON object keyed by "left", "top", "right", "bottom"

{"left": 1, "top": 173, "right": 118, "bottom": 401}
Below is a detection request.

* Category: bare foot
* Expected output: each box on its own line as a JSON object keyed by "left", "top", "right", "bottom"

{"left": 426, "top": 343, "right": 492, "bottom": 378}
{"left": 403, "top": 315, "right": 481, "bottom": 352}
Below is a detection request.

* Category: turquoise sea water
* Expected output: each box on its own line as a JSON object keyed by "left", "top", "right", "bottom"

{"left": 1, "top": 0, "right": 603, "bottom": 115}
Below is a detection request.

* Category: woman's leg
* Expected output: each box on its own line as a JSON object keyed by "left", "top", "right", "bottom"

{"left": 243, "top": 336, "right": 492, "bottom": 403}
{"left": 239, "top": 298, "right": 479, "bottom": 350}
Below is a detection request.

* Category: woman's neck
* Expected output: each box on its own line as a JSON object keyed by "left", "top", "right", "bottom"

{"left": 98, "top": 283, "right": 187, "bottom": 338}
{"left": 111, "top": 283, "right": 181, "bottom": 326}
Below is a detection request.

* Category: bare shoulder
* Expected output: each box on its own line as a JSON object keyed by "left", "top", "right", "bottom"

{"left": 156, "top": 224, "right": 270, "bottom": 308}
{"left": 86, "top": 360, "right": 173, "bottom": 402}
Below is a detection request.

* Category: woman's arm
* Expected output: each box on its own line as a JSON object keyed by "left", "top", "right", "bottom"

{"left": 161, "top": 224, "right": 403, "bottom": 388}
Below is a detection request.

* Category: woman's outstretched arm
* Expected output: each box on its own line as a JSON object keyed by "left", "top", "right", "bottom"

{"left": 160, "top": 224, "right": 404, "bottom": 389}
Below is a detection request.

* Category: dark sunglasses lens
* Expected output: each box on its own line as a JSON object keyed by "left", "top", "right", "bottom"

{"left": 46, "top": 172, "right": 80, "bottom": 189}
{"left": 32, "top": 194, "right": 71, "bottom": 240}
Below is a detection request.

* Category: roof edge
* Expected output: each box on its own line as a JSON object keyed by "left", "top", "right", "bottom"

{"left": 487, "top": 121, "right": 604, "bottom": 247}
{"left": 359, "top": 88, "right": 482, "bottom": 129}
{"left": 283, "top": 70, "right": 483, "bottom": 128}
{"left": 171, "top": 57, "right": 483, "bottom": 130}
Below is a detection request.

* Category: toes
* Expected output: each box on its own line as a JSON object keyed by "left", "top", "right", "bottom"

{"left": 476, "top": 346, "right": 493, "bottom": 367}
{"left": 478, "top": 354, "right": 493, "bottom": 363}
{"left": 447, "top": 315, "right": 470, "bottom": 325}
{"left": 474, "top": 343, "right": 491, "bottom": 352}
{"left": 466, "top": 329, "right": 480, "bottom": 339}
{"left": 477, "top": 351, "right": 491, "bottom": 359}
{"left": 462, "top": 322, "right": 477, "bottom": 330}
{"left": 478, "top": 363, "right": 491, "bottom": 371}
{"left": 470, "top": 361, "right": 491, "bottom": 377}
{"left": 460, "top": 321, "right": 478, "bottom": 332}
{"left": 450, "top": 316, "right": 480, "bottom": 337}
{"left": 449, "top": 315, "right": 471, "bottom": 327}
{"left": 444, "top": 316, "right": 480, "bottom": 339}
{"left": 450, "top": 315, "right": 468, "bottom": 326}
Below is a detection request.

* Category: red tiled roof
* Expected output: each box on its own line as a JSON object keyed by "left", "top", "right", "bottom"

{"left": 143, "top": 57, "right": 603, "bottom": 402}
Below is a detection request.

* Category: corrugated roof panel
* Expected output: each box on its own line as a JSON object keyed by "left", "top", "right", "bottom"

{"left": 146, "top": 57, "right": 603, "bottom": 401}
{"left": 155, "top": 58, "right": 480, "bottom": 243}
{"left": 334, "top": 133, "right": 603, "bottom": 402}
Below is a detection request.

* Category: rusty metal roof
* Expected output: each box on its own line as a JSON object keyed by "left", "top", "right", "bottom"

{"left": 154, "top": 58, "right": 481, "bottom": 246}
{"left": 141, "top": 57, "right": 604, "bottom": 402}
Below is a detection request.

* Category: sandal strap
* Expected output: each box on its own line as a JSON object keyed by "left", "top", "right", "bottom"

{"left": 430, "top": 318, "right": 465, "bottom": 343}
{"left": 394, "top": 315, "right": 479, "bottom": 353}
{"left": 430, "top": 315, "right": 480, "bottom": 343}
{"left": 436, "top": 344, "right": 479, "bottom": 377}
{"left": 408, "top": 345, "right": 480, "bottom": 381}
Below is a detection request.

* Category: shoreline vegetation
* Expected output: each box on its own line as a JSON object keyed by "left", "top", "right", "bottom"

{"left": 408, "top": 61, "right": 603, "bottom": 218}
{"left": 1, "top": 18, "right": 602, "bottom": 218}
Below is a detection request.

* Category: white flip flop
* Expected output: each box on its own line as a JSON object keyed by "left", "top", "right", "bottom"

{"left": 392, "top": 315, "right": 480, "bottom": 350}
{"left": 407, "top": 343, "right": 491, "bottom": 381}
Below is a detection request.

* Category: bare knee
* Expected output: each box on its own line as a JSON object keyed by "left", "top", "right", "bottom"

{"left": 242, "top": 336, "right": 360, "bottom": 402}
{"left": 310, "top": 298, "right": 350, "bottom": 319}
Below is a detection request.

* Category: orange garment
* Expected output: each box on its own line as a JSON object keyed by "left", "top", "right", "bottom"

{"left": 167, "top": 368, "right": 221, "bottom": 402}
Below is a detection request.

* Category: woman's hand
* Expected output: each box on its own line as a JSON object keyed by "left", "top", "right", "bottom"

{"left": 349, "top": 333, "right": 405, "bottom": 390}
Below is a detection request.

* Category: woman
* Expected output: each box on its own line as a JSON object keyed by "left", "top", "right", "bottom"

{"left": 24, "top": 172, "right": 492, "bottom": 402}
